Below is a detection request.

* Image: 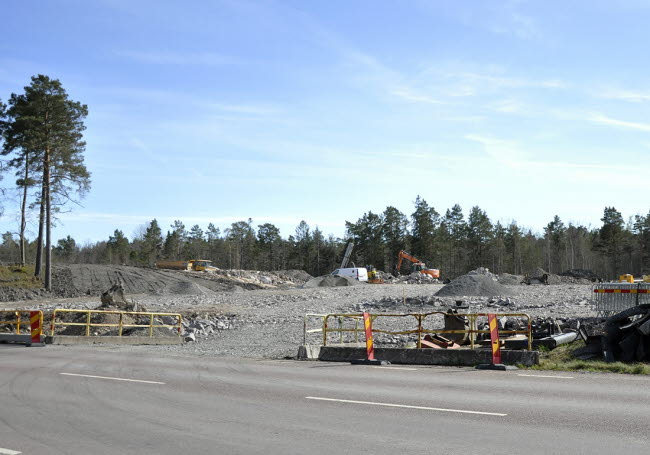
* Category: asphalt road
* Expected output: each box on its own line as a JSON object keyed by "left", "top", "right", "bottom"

{"left": 1, "top": 345, "right": 649, "bottom": 454}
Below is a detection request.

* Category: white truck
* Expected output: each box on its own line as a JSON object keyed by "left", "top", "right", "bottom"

{"left": 331, "top": 267, "right": 368, "bottom": 282}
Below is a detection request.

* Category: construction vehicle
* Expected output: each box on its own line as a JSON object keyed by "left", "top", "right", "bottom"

{"left": 618, "top": 274, "right": 650, "bottom": 283}
{"left": 396, "top": 250, "right": 440, "bottom": 279}
{"left": 367, "top": 266, "right": 384, "bottom": 284}
{"left": 331, "top": 267, "right": 368, "bottom": 281}
{"left": 155, "top": 260, "right": 191, "bottom": 271}
{"left": 331, "top": 242, "right": 371, "bottom": 282}
{"left": 189, "top": 259, "right": 217, "bottom": 272}
{"left": 340, "top": 242, "right": 354, "bottom": 269}
{"left": 155, "top": 259, "right": 217, "bottom": 272}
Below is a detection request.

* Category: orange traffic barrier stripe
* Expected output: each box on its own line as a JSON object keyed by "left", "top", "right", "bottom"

{"left": 593, "top": 289, "right": 649, "bottom": 293}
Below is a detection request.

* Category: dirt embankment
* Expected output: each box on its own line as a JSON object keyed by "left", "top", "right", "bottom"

{"left": 0, "top": 264, "right": 312, "bottom": 302}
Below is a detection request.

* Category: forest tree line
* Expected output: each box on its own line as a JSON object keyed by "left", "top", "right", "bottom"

{"left": 1, "top": 196, "right": 649, "bottom": 280}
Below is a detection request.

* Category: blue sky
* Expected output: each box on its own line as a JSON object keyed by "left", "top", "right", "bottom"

{"left": 1, "top": 0, "right": 649, "bottom": 243}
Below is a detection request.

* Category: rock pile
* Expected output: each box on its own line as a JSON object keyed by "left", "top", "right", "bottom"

{"left": 497, "top": 273, "right": 523, "bottom": 285}
{"left": 385, "top": 272, "right": 439, "bottom": 284}
{"left": 203, "top": 269, "right": 312, "bottom": 288}
{"left": 182, "top": 315, "right": 236, "bottom": 342}
{"left": 559, "top": 269, "right": 600, "bottom": 283}
{"left": 435, "top": 272, "right": 511, "bottom": 297}
{"left": 301, "top": 275, "right": 364, "bottom": 288}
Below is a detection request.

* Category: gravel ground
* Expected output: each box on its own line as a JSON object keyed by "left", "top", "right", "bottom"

{"left": 1, "top": 280, "right": 597, "bottom": 359}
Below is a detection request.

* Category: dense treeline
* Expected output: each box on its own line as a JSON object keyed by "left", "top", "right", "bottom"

{"left": 1, "top": 197, "right": 648, "bottom": 280}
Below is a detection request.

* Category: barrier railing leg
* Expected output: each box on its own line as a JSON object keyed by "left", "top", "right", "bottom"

{"left": 119, "top": 313, "right": 124, "bottom": 337}
{"left": 86, "top": 312, "right": 91, "bottom": 337}
{"left": 149, "top": 314, "right": 154, "bottom": 337}
{"left": 476, "top": 313, "right": 516, "bottom": 371}
{"left": 470, "top": 315, "right": 476, "bottom": 350}
{"left": 350, "top": 312, "right": 389, "bottom": 366}
{"left": 417, "top": 314, "right": 423, "bottom": 349}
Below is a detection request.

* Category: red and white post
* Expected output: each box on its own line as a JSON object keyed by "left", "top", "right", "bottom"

{"left": 363, "top": 312, "right": 375, "bottom": 360}
{"left": 30, "top": 311, "right": 41, "bottom": 345}
{"left": 488, "top": 313, "right": 502, "bottom": 365}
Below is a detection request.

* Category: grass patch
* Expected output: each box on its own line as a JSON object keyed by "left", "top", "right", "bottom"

{"left": 0, "top": 265, "right": 43, "bottom": 289}
{"left": 527, "top": 340, "right": 650, "bottom": 375}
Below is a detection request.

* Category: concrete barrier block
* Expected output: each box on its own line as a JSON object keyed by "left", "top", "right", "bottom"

{"left": 318, "top": 346, "right": 539, "bottom": 366}
{"left": 46, "top": 336, "right": 184, "bottom": 345}
{"left": 297, "top": 344, "right": 321, "bottom": 360}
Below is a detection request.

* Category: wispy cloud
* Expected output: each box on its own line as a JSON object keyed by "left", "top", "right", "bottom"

{"left": 596, "top": 88, "right": 650, "bottom": 103}
{"left": 465, "top": 133, "right": 648, "bottom": 183}
{"left": 441, "top": 71, "right": 566, "bottom": 91}
{"left": 390, "top": 87, "right": 443, "bottom": 105}
{"left": 116, "top": 50, "right": 239, "bottom": 66}
{"left": 489, "top": 11, "right": 540, "bottom": 40}
{"left": 588, "top": 112, "right": 650, "bottom": 132}
{"left": 465, "top": 134, "right": 528, "bottom": 167}
{"left": 488, "top": 98, "right": 524, "bottom": 113}
{"left": 208, "top": 103, "right": 280, "bottom": 115}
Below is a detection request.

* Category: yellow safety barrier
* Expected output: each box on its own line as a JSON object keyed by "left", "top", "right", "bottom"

{"left": 0, "top": 310, "right": 43, "bottom": 334}
{"left": 51, "top": 309, "right": 182, "bottom": 337}
{"left": 308, "top": 312, "right": 532, "bottom": 350}
{"left": 304, "top": 313, "right": 362, "bottom": 345}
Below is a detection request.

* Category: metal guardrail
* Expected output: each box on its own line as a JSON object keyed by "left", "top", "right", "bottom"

{"left": 304, "top": 313, "right": 362, "bottom": 345}
{"left": 593, "top": 282, "right": 650, "bottom": 316}
{"left": 51, "top": 309, "right": 182, "bottom": 337}
{"left": 305, "top": 312, "right": 532, "bottom": 350}
{"left": 0, "top": 310, "right": 43, "bottom": 334}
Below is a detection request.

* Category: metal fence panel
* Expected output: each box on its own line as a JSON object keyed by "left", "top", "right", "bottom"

{"left": 593, "top": 283, "right": 650, "bottom": 316}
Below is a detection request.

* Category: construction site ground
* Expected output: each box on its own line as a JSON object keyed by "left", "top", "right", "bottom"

{"left": 0, "top": 264, "right": 597, "bottom": 359}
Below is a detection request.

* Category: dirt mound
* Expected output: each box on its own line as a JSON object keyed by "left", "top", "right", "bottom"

{"left": 560, "top": 269, "right": 600, "bottom": 282}
{"left": 53, "top": 264, "right": 214, "bottom": 297}
{"left": 525, "top": 267, "right": 562, "bottom": 285}
{"left": 301, "top": 275, "right": 364, "bottom": 288}
{"left": 276, "top": 270, "right": 312, "bottom": 283}
{"left": 498, "top": 273, "right": 523, "bottom": 285}
{"left": 435, "top": 273, "right": 511, "bottom": 297}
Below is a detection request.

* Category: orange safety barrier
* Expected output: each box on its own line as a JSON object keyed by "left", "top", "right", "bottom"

{"left": 0, "top": 310, "right": 44, "bottom": 346}
{"left": 594, "top": 288, "right": 650, "bottom": 294}
{"left": 488, "top": 313, "right": 502, "bottom": 364}
{"left": 30, "top": 311, "right": 42, "bottom": 344}
{"left": 362, "top": 312, "right": 375, "bottom": 360}
{"left": 311, "top": 312, "right": 533, "bottom": 350}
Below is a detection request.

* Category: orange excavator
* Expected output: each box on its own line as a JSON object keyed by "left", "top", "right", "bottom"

{"left": 396, "top": 250, "right": 440, "bottom": 279}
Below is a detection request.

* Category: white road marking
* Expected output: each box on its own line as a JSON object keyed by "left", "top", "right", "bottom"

{"left": 305, "top": 396, "right": 507, "bottom": 416}
{"left": 0, "top": 447, "right": 21, "bottom": 455}
{"left": 60, "top": 373, "right": 165, "bottom": 384}
{"left": 517, "top": 374, "right": 574, "bottom": 379}
{"left": 371, "top": 366, "right": 418, "bottom": 371}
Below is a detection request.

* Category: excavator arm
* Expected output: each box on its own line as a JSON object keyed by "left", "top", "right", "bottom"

{"left": 397, "top": 250, "right": 422, "bottom": 272}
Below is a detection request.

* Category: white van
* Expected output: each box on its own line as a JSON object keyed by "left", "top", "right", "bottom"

{"left": 331, "top": 267, "right": 368, "bottom": 282}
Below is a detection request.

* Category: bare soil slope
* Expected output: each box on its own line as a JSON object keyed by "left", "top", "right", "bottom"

{"left": 50, "top": 264, "right": 213, "bottom": 298}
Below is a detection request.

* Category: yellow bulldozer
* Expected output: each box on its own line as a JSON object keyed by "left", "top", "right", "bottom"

{"left": 155, "top": 259, "right": 216, "bottom": 272}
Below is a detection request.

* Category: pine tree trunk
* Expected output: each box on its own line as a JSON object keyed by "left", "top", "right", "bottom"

{"left": 19, "top": 156, "right": 29, "bottom": 267}
{"left": 44, "top": 149, "right": 52, "bottom": 290}
{"left": 34, "top": 181, "right": 46, "bottom": 278}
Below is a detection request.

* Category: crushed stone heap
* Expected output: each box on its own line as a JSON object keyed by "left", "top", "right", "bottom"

{"left": 301, "top": 275, "right": 364, "bottom": 288}
{"left": 435, "top": 272, "right": 511, "bottom": 297}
